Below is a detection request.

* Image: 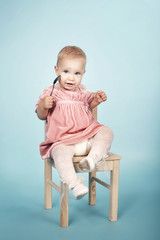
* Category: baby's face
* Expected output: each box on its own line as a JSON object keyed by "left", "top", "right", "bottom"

{"left": 54, "top": 57, "right": 85, "bottom": 91}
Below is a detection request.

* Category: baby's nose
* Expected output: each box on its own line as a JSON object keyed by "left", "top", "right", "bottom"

{"left": 69, "top": 74, "right": 74, "bottom": 80}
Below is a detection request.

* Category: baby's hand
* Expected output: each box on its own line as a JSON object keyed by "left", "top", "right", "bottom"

{"left": 42, "top": 96, "right": 55, "bottom": 110}
{"left": 95, "top": 91, "right": 107, "bottom": 104}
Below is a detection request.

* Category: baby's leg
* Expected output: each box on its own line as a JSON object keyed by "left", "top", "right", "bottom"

{"left": 88, "top": 126, "right": 114, "bottom": 162}
{"left": 51, "top": 144, "right": 88, "bottom": 199}
{"left": 51, "top": 144, "right": 77, "bottom": 189}
{"left": 79, "top": 126, "right": 114, "bottom": 171}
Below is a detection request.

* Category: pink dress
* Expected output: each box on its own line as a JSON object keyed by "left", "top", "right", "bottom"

{"left": 35, "top": 84, "right": 104, "bottom": 159}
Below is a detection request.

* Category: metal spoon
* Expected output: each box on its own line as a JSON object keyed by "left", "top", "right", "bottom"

{"left": 50, "top": 75, "right": 60, "bottom": 96}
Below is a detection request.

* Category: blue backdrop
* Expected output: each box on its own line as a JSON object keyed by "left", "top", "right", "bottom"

{"left": 0, "top": 0, "right": 159, "bottom": 239}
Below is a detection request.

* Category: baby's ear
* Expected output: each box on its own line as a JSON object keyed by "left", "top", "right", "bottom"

{"left": 54, "top": 66, "right": 59, "bottom": 75}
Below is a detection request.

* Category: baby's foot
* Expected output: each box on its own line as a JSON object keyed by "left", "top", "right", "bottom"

{"left": 79, "top": 157, "right": 95, "bottom": 171}
{"left": 72, "top": 183, "right": 88, "bottom": 200}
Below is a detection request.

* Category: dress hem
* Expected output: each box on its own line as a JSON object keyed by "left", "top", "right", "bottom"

{"left": 40, "top": 125, "right": 105, "bottom": 160}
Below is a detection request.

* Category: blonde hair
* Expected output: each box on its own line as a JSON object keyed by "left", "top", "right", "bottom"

{"left": 57, "top": 46, "right": 86, "bottom": 67}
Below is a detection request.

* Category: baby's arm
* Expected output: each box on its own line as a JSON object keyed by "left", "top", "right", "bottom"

{"left": 36, "top": 96, "right": 55, "bottom": 120}
{"left": 89, "top": 91, "right": 107, "bottom": 109}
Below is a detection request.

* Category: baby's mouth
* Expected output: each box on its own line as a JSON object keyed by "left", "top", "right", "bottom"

{"left": 66, "top": 82, "right": 74, "bottom": 86}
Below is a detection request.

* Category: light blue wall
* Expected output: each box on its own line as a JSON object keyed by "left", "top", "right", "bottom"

{"left": 0, "top": 0, "right": 159, "bottom": 239}
{"left": 1, "top": 0, "right": 159, "bottom": 164}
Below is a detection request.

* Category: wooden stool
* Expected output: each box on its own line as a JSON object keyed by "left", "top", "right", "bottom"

{"left": 44, "top": 106, "right": 121, "bottom": 227}
{"left": 44, "top": 152, "right": 121, "bottom": 227}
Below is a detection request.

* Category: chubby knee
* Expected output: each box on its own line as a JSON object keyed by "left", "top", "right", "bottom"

{"left": 102, "top": 126, "right": 114, "bottom": 140}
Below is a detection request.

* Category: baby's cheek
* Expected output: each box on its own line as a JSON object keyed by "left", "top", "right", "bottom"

{"left": 75, "top": 76, "right": 82, "bottom": 84}
{"left": 60, "top": 73, "right": 68, "bottom": 81}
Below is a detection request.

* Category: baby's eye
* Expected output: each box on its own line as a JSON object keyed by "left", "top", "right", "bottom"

{"left": 64, "top": 70, "right": 68, "bottom": 73}
{"left": 75, "top": 72, "right": 80, "bottom": 75}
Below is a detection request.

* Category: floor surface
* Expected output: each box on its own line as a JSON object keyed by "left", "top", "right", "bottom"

{"left": 0, "top": 155, "right": 159, "bottom": 240}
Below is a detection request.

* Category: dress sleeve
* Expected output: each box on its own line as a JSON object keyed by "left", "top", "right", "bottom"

{"left": 35, "top": 86, "right": 52, "bottom": 112}
{"left": 87, "top": 90, "right": 94, "bottom": 104}
{"left": 82, "top": 84, "right": 94, "bottom": 104}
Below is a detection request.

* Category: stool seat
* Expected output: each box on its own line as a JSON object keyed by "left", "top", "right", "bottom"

{"left": 72, "top": 152, "right": 121, "bottom": 162}
{"left": 73, "top": 152, "right": 121, "bottom": 173}
{"left": 51, "top": 152, "right": 121, "bottom": 173}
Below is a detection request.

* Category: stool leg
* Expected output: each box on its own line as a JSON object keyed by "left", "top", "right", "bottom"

{"left": 89, "top": 171, "right": 96, "bottom": 205}
{"left": 60, "top": 182, "right": 69, "bottom": 227}
{"left": 109, "top": 160, "right": 120, "bottom": 221}
{"left": 44, "top": 159, "right": 52, "bottom": 209}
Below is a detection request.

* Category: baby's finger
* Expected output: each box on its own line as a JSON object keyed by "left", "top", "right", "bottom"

{"left": 103, "top": 96, "right": 107, "bottom": 101}
{"left": 100, "top": 92, "right": 107, "bottom": 98}
{"left": 96, "top": 91, "right": 102, "bottom": 97}
{"left": 98, "top": 91, "right": 105, "bottom": 97}
{"left": 48, "top": 96, "right": 55, "bottom": 102}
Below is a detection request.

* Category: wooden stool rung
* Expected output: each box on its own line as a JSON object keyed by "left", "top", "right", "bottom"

{"left": 92, "top": 177, "right": 111, "bottom": 190}
{"left": 48, "top": 180, "right": 61, "bottom": 192}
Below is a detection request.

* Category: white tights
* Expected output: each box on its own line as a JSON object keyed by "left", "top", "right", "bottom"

{"left": 51, "top": 126, "right": 113, "bottom": 189}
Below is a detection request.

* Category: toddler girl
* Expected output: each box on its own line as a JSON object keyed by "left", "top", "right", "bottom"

{"left": 35, "top": 46, "right": 113, "bottom": 199}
